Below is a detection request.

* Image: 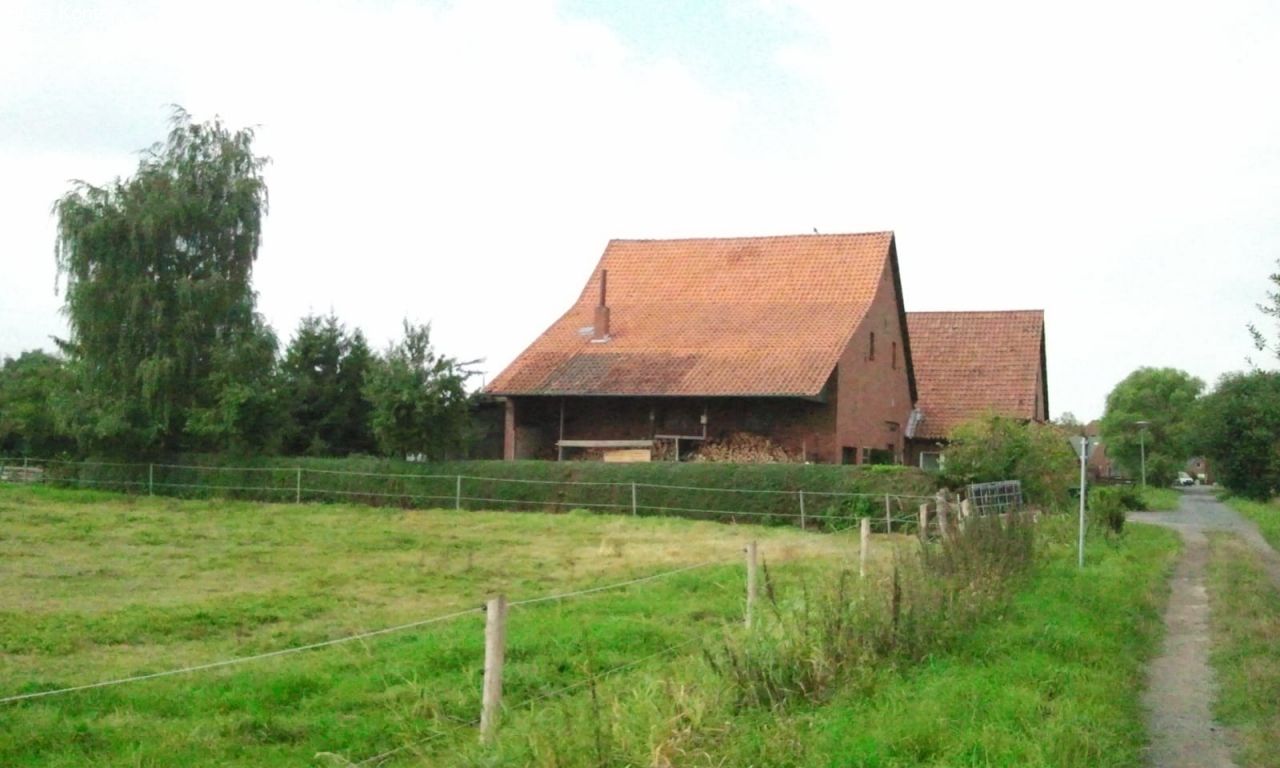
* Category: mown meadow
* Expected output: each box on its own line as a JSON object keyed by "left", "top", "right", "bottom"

{"left": 0, "top": 484, "right": 1180, "bottom": 766}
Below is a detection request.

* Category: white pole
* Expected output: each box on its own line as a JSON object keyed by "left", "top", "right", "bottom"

{"left": 1078, "top": 444, "right": 1088, "bottom": 569}
{"left": 631, "top": 482, "right": 637, "bottom": 516}
{"left": 798, "top": 490, "right": 806, "bottom": 529}
{"left": 744, "top": 541, "right": 758, "bottom": 629}
{"left": 148, "top": 464, "right": 154, "bottom": 497}
{"left": 885, "top": 494, "right": 891, "bottom": 533}
{"left": 859, "top": 517, "right": 871, "bottom": 577}
{"left": 1140, "top": 431, "right": 1147, "bottom": 487}
{"left": 456, "top": 475, "right": 462, "bottom": 510}
{"left": 480, "top": 594, "right": 507, "bottom": 744}
{"left": 295, "top": 467, "right": 302, "bottom": 504}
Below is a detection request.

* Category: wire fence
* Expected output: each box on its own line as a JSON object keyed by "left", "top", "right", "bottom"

{"left": 0, "top": 457, "right": 937, "bottom": 533}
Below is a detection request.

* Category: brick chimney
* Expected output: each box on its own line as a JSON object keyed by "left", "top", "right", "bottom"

{"left": 592, "top": 269, "right": 611, "bottom": 342}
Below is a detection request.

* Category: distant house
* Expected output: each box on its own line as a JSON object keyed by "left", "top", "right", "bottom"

{"left": 486, "top": 232, "right": 918, "bottom": 464}
{"left": 904, "top": 310, "right": 1049, "bottom": 468}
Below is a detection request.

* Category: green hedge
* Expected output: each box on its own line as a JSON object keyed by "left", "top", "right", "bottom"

{"left": 17, "top": 455, "right": 940, "bottom": 530}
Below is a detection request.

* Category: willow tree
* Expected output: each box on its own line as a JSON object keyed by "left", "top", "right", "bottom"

{"left": 53, "top": 108, "right": 274, "bottom": 455}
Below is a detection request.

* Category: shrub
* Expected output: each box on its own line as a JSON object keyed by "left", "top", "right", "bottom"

{"left": 941, "top": 414, "right": 1077, "bottom": 511}
{"left": 1088, "top": 486, "right": 1132, "bottom": 535}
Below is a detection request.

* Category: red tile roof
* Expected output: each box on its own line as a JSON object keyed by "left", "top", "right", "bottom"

{"left": 906, "top": 310, "right": 1047, "bottom": 440}
{"left": 488, "top": 233, "right": 896, "bottom": 397}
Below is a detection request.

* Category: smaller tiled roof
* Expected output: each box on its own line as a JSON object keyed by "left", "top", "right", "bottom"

{"left": 906, "top": 310, "right": 1047, "bottom": 440}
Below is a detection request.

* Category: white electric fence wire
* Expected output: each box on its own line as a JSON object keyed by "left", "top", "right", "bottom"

{"left": 0, "top": 607, "right": 484, "bottom": 705}
{"left": 0, "top": 559, "right": 727, "bottom": 705}
{"left": 509, "top": 561, "right": 720, "bottom": 608}
{"left": 352, "top": 629, "right": 717, "bottom": 767}
{"left": 1, "top": 458, "right": 936, "bottom": 503}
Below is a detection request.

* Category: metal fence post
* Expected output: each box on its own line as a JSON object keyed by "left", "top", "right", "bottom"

{"left": 295, "top": 467, "right": 302, "bottom": 504}
{"left": 480, "top": 594, "right": 508, "bottom": 744}
{"left": 744, "top": 541, "right": 758, "bottom": 629}
{"left": 148, "top": 463, "right": 154, "bottom": 497}
{"left": 456, "top": 475, "right": 463, "bottom": 510}
{"left": 631, "top": 482, "right": 637, "bottom": 516}
{"left": 884, "top": 494, "right": 891, "bottom": 533}
{"left": 860, "top": 517, "right": 871, "bottom": 578}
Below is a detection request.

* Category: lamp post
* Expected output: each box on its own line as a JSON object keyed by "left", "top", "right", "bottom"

{"left": 1133, "top": 420, "right": 1151, "bottom": 487}
{"left": 1069, "top": 435, "right": 1099, "bottom": 569}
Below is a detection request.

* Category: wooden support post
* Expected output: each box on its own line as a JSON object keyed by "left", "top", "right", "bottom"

{"left": 456, "top": 475, "right": 463, "bottom": 510}
{"left": 631, "top": 482, "right": 638, "bottom": 516}
{"left": 480, "top": 594, "right": 508, "bottom": 745}
{"left": 798, "top": 490, "right": 806, "bottom": 529}
{"left": 860, "top": 517, "right": 871, "bottom": 577}
{"left": 148, "top": 463, "right": 154, "bottom": 497}
{"left": 937, "top": 498, "right": 950, "bottom": 540}
{"left": 744, "top": 541, "right": 758, "bottom": 629}
{"left": 960, "top": 499, "right": 973, "bottom": 531}
{"left": 919, "top": 503, "right": 929, "bottom": 541}
{"left": 295, "top": 467, "right": 302, "bottom": 504}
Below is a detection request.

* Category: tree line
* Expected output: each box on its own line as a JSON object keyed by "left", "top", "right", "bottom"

{"left": 1, "top": 109, "right": 475, "bottom": 462}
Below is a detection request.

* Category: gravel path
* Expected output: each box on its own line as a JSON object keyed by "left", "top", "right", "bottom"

{"left": 1130, "top": 487, "right": 1280, "bottom": 768}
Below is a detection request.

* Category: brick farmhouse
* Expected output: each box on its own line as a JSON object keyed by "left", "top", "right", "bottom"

{"left": 487, "top": 233, "right": 1049, "bottom": 465}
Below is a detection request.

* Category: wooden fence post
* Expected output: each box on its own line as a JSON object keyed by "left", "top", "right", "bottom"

{"left": 798, "top": 490, "right": 806, "bottom": 529}
{"left": 744, "top": 541, "right": 758, "bottom": 629}
{"left": 456, "top": 475, "right": 463, "bottom": 510}
{"left": 860, "top": 517, "right": 871, "bottom": 578}
{"left": 936, "top": 491, "right": 950, "bottom": 540}
{"left": 919, "top": 503, "right": 929, "bottom": 541}
{"left": 148, "top": 463, "right": 154, "bottom": 497}
{"left": 480, "top": 594, "right": 508, "bottom": 745}
{"left": 295, "top": 467, "right": 302, "bottom": 504}
{"left": 884, "top": 494, "right": 891, "bottom": 533}
{"left": 631, "top": 482, "right": 638, "bottom": 516}
{"left": 960, "top": 499, "right": 973, "bottom": 532}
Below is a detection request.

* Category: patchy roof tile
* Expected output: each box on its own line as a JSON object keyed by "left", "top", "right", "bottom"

{"left": 906, "top": 310, "right": 1047, "bottom": 440}
{"left": 488, "top": 233, "right": 895, "bottom": 397}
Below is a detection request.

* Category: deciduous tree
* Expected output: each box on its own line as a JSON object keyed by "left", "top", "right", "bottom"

{"left": 1099, "top": 367, "right": 1203, "bottom": 486}
{"left": 52, "top": 108, "right": 271, "bottom": 454}
{"left": 1193, "top": 371, "right": 1280, "bottom": 499}
{"left": 0, "top": 350, "right": 75, "bottom": 457}
{"left": 364, "top": 321, "right": 475, "bottom": 461}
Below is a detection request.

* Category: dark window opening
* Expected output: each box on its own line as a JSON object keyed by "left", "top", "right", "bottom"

{"left": 869, "top": 332, "right": 876, "bottom": 360}
{"left": 842, "top": 446, "right": 856, "bottom": 465}
{"left": 867, "top": 448, "right": 896, "bottom": 465}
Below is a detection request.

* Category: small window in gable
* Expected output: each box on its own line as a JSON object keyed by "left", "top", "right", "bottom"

{"left": 869, "top": 332, "right": 876, "bottom": 361}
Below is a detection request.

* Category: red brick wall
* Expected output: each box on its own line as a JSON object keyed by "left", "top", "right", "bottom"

{"left": 833, "top": 255, "right": 916, "bottom": 464}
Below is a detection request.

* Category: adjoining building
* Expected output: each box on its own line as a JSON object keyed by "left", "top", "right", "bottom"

{"left": 486, "top": 232, "right": 918, "bottom": 464}
{"left": 903, "top": 310, "right": 1050, "bottom": 469}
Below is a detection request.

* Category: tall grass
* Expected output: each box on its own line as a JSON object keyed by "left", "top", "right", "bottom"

{"left": 708, "top": 513, "right": 1036, "bottom": 709}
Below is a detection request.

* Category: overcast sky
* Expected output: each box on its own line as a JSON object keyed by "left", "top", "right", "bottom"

{"left": 3, "top": 0, "right": 1278, "bottom": 420}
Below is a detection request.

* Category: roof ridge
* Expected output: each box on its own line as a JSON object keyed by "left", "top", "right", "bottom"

{"left": 607, "top": 231, "right": 894, "bottom": 245}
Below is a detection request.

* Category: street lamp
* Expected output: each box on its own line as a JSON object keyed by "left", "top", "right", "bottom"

{"left": 1069, "top": 434, "right": 1101, "bottom": 569}
{"left": 1133, "top": 420, "right": 1151, "bottom": 487}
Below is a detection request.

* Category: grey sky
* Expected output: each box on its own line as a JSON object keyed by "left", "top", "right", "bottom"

{"left": 2, "top": 0, "right": 1277, "bottom": 420}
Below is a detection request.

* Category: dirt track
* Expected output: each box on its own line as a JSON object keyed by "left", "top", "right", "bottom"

{"left": 1131, "top": 488, "right": 1280, "bottom": 768}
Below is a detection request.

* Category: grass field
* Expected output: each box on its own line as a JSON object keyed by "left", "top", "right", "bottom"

{"left": 1225, "top": 496, "right": 1280, "bottom": 551}
{"left": 0, "top": 486, "right": 1181, "bottom": 766}
{"left": 0, "top": 485, "right": 878, "bottom": 766}
{"left": 1206, "top": 534, "right": 1280, "bottom": 767}
{"left": 1139, "top": 486, "right": 1181, "bottom": 512}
